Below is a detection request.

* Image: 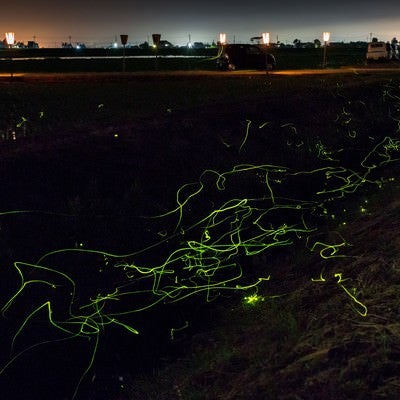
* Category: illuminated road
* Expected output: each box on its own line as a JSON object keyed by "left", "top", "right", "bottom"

{"left": 1, "top": 67, "right": 400, "bottom": 82}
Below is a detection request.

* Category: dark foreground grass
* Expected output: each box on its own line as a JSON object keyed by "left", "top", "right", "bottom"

{"left": 0, "top": 71, "right": 400, "bottom": 400}
{"left": 1, "top": 70, "right": 399, "bottom": 144}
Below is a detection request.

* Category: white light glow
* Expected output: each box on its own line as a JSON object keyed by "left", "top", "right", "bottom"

{"left": 5, "top": 32, "right": 15, "bottom": 46}
{"left": 262, "top": 32, "right": 270, "bottom": 45}
{"left": 323, "top": 31, "right": 330, "bottom": 42}
{"left": 219, "top": 32, "right": 226, "bottom": 45}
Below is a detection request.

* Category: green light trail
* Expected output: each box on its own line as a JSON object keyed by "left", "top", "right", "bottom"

{"left": 1, "top": 81, "right": 400, "bottom": 398}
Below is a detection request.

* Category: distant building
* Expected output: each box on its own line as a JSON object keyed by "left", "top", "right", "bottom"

{"left": 27, "top": 41, "right": 39, "bottom": 49}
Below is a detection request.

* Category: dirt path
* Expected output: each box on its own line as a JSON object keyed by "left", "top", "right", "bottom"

{"left": 1, "top": 66, "right": 400, "bottom": 82}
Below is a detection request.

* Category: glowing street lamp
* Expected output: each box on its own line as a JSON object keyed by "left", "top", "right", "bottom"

{"left": 5, "top": 32, "right": 14, "bottom": 79}
{"left": 5, "top": 32, "right": 14, "bottom": 48}
{"left": 152, "top": 33, "right": 161, "bottom": 70}
{"left": 262, "top": 32, "right": 270, "bottom": 74}
{"left": 322, "top": 31, "right": 330, "bottom": 68}
{"left": 262, "top": 32, "right": 270, "bottom": 46}
{"left": 217, "top": 33, "right": 228, "bottom": 70}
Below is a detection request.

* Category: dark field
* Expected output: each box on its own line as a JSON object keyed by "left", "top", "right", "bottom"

{"left": 0, "top": 45, "right": 372, "bottom": 73}
{"left": 1, "top": 70, "right": 400, "bottom": 399}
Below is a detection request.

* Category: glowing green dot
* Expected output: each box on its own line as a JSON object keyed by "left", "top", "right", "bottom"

{"left": 244, "top": 293, "right": 264, "bottom": 306}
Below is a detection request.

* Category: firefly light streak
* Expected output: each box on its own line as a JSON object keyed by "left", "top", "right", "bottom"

{"left": 311, "top": 271, "right": 368, "bottom": 316}
{"left": 1, "top": 108, "right": 400, "bottom": 397}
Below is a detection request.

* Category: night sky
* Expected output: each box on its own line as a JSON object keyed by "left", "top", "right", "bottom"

{"left": 1, "top": 0, "right": 399, "bottom": 47}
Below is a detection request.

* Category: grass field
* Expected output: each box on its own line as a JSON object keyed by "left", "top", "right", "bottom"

{"left": 0, "top": 70, "right": 400, "bottom": 399}
{"left": 0, "top": 45, "right": 373, "bottom": 72}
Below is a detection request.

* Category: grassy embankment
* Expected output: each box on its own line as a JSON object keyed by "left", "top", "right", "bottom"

{"left": 0, "top": 71, "right": 400, "bottom": 399}
{"left": 121, "top": 72, "right": 400, "bottom": 400}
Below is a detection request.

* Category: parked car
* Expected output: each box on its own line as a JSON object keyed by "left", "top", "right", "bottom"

{"left": 216, "top": 44, "right": 276, "bottom": 71}
{"left": 193, "top": 42, "right": 205, "bottom": 49}
{"left": 366, "top": 41, "right": 390, "bottom": 61}
{"left": 158, "top": 40, "right": 176, "bottom": 48}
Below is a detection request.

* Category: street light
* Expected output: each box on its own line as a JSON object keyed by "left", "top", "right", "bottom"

{"left": 218, "top": 33, "right": 227, "bottom": 69}
{"left": 5, "top": 32, "right": 14, "bottom": 79}
{"left": 262, "top": 32, "right": 270, "bottom": 74}
{"left": 152, "top": 33, "right": 161, "bottom": 70}
{"left": 5, "top": 32, "right": 14, "bottom": 48}
{"left": 120, "top": 34, "right": 128, "bottom": 72}
{"left": 322, "top": 31, "right": 330, "bottom": 68}
{"left": 262, "top": 32, "right": 270, "bottom": 46}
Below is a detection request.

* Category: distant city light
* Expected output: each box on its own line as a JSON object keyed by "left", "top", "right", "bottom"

{"left": 219, "top": 33, "right": 226, "bottom": 45}
{"left": 323, "top": 31, "right": 330, "bottom": 43}
{"left": 262, "top": 32, "right": 270, "bottom": 45}
{"left": 5, "top": 32, "right": 15, "bottom": 47}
